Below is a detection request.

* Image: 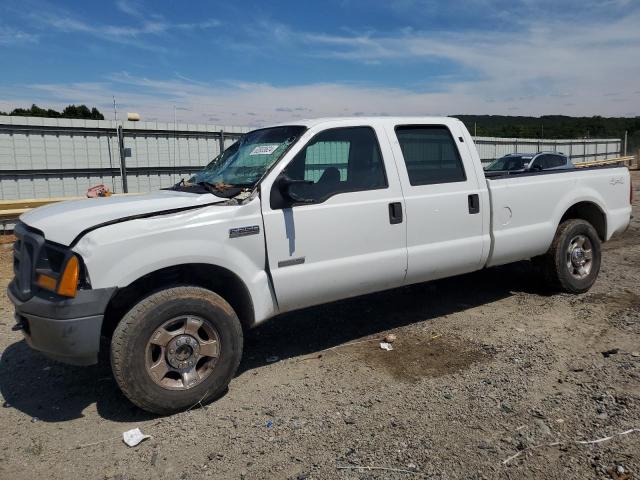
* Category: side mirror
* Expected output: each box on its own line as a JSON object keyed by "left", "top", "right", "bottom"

{"left": 276, "top": 175, "right": 314, "bottom": 205}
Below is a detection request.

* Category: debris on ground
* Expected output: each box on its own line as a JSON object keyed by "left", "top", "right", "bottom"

{"left": 502, "top": 428, "right": 640, "bottom": 465}
{"left": 86, "top": 184, "right": 112, "bottom": 198}
{"left": 122, "top": 428, "right": 151, "bottom": 447}
{"left": 379, "top": 342, "right": 393, "bottom": 351}
{"left": 383, "top": 333, "right": 397, "bottom": 343}
{"left": 607, "top": 465, "right": 631, "bottom": 480}
{"left": 602, "top": 348, "right": 620, "bottom": 358}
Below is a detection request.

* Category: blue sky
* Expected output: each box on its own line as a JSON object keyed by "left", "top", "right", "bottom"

{"left": 1, "top": 0, "right": 639, "bottom": 126}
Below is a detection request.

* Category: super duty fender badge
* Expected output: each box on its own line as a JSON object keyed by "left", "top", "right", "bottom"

{"left": 229, "top": 225, "right": 260, "bottom": 238}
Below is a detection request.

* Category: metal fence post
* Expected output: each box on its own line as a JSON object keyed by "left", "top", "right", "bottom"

{"left": 219, "top": 129, "right": 225, "bottom": 155}
{"left": 624, "top": 131, "right": 628, "bottom": 156}
{"left": 117, "top": 125, "right": 128, "bottom": 193}
{"left": 584, "top": 140, "right": 587, "bottom": 162}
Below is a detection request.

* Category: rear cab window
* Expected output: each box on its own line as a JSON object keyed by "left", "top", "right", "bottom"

{"left": 394, "top": 126, "right": 467, "bottom": 185}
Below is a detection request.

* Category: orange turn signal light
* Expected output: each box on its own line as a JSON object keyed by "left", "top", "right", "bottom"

{"left": 36, "top": 273, "right": 57, "bottom": 291}
{"left": 57, "top": 255, "right": 80, "bottom": 297}
{"left": 37, "top": 256, "right": 80, "bottom": 297}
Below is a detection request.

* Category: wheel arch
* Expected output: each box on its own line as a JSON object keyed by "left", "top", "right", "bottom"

{"left": 559, "top": 201, "right": 607, "bottom": 241}
{"left": 101, "top": 263, "right": 255, "bottom": 338}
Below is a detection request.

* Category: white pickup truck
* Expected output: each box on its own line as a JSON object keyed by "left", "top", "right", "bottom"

{"left": 8, "top": 117, "right": 632, "bottom": 413}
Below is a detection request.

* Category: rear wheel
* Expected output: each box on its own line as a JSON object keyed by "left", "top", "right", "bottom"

{"left": 537, "top": 219, "right": 602, "bottom": 293}
{"left": 111, "top": 286, "right": 243, "bottom": 414}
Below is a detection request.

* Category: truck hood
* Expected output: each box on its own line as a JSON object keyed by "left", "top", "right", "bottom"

{"left": 20, "top": 190, "right": 226, "bottom": 246}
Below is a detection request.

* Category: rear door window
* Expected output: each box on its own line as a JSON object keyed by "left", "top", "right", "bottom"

{"left": 395, "top": 126, "right": 466, "bottom": 185}
{"left": 534, "top": 154, "right": 563, "bottom": 170}
{"left": 544, "top": 155, "right": 566, "bottom": 168}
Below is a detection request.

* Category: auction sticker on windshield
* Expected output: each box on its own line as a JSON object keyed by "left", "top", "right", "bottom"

{"left": 250, "top": 145, "right": 280, "bottom": 155}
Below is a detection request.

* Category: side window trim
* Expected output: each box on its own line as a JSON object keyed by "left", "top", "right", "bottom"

{"left": 270, "top": 125, "right": 389, "bottom": 209}
{"left": 394, "top": 124, "right": 467, "bottom": 186}
{"left": 529, "top": 156, "right": 540, "bottom": 169}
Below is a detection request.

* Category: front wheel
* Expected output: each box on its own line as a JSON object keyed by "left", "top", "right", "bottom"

{"left": 537, "top": 219, "right": 602, "bottom": 294}
{"left": 111, "top": 286, "right": 243, "bottom": 414}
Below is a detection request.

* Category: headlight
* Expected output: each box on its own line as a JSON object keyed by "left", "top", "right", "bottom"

{"left": 35, "top": 244, "right": 82, "bottom": 298}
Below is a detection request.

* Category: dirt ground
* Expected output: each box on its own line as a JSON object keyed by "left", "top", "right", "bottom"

{"left": 0, "top": 172, "right": 638, "bottom": 480}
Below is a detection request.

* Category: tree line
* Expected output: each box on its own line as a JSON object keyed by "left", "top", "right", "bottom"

{"left": 0, "top": 104, "right": 105, "bottom": 120}
{"left": 454, "top": 115, "right": 640, "bottom": 153}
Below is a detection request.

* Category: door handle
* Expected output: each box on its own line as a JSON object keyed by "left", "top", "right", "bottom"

{"left": 389, "top": 202, "right": 403, "bottom": 224}
{"left": 468, "top": 194, "right": 480, "bottom": 214}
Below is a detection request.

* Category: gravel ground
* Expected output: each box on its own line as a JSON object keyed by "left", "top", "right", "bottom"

{"left": 0, "top": 171, "right": 638, "bottom": 480}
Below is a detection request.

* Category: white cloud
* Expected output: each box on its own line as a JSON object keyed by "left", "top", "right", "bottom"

{"left": 293, "top": 9, "right": 640, "bottom": 114}
{"left": 2, "top": 1, "right": 638, "bottom": 122}
{"left": 27, "top": 7, "right": 219, "bottom": 53}
{"left": 0, "top": 24, "right": 38, "bottom": 45}
{"left": 115, "top": 0, "right": 144, "bottom": 19}
{"left": 3, "top": 72, "right": 637, "bottom": 127}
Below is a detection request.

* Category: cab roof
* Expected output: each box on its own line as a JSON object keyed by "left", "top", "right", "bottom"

{"left": 269, "top": 116, "right": 461, "bottom": 129}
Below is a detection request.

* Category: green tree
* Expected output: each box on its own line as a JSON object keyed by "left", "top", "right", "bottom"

{"left": 0, "top": 104, "right": 105, "bottom": 120}
{"left": 453, "top": 115, "right": 640, "bottom": 152}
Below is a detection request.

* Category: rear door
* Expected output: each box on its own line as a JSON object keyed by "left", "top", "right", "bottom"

{"left": 260, "top": 124, "right": 407, "bottom": 313}
{"left": 387, "top": 122, "right": 486, "bottom": 284}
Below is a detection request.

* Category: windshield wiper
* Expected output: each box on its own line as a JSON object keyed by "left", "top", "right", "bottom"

{"left": 168, "top": 178, "right": 186, "bottom": 190}
{"left": 197, "top": 181, "right": 247, "bottom": 198}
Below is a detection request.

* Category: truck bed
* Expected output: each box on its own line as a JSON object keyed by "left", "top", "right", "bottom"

{"left": 485, "top": 165, "right": 632, "bottom": 267}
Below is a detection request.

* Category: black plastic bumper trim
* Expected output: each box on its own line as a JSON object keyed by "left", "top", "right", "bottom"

{"left": 8, "top": 282, "right": 115, "bottom": 319}
{"left": 7, "top": 284, "right": 116, "bottom": 366}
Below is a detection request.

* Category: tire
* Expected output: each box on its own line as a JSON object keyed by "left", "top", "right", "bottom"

{"left": 111, "top": 286, "right": 243, "bottom": 414}
{"left": 537, "top": 219, "right": 602, "bottom": 294}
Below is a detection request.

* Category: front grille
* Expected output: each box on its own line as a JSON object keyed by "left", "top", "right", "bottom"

{"left": 12, "top": 222, "right": 45, "bottom": 301}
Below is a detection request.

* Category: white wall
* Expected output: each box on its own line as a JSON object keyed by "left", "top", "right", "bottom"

{"left": 0, "top": 116, "right": 621, "bottom": 200}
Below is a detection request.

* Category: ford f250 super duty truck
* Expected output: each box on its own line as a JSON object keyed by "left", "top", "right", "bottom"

{"left": 8, "top": 117, "right": 632, "bottom": 414}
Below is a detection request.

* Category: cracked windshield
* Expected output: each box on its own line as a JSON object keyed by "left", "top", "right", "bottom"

{"left": 190, "top": 125, "right": 306, "bottom": 188}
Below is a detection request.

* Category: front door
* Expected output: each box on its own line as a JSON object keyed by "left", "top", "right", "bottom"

{"left": 261, "top": 125, "right": 407, "bottom": 313}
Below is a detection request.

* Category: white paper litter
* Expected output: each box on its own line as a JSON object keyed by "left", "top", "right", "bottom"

{"left": 122, "top": 428, "right": 151, "bottom": 447}
{"left": 379, "top": 342, "right": 393, "bottom": 351}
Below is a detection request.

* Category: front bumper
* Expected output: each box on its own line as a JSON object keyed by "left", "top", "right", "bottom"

{"left": 7, "top": 281, "right": 116, "bottom": 366}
